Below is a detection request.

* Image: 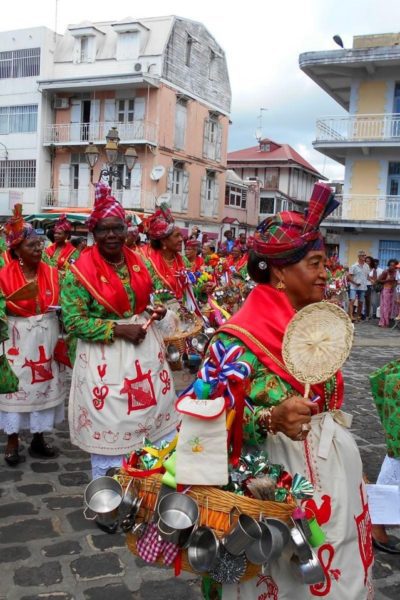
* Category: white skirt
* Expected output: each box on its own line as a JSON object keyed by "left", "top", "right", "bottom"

{"left": 0, "top": 402, "right": 64, "bottom": 435}
{"left": 222, "top": 411, "right": 374, "bottom": 600}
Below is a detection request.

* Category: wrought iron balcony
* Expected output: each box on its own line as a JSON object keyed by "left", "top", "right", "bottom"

{"left": 43, "top": 120, "right": 158, "bottom": 146}
{"left": 315, "top": 114, "right": 400, "bottom": 144}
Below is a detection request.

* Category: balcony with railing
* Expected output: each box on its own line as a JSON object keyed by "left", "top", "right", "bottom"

{"left": 315, "top": 114, "right": 400, "bottom": 145}
{"left": 42, "top": 188, "right": 156, "bottom": 212}
{"left": 43, "top": 120, "right": 158, "bottom": 146}
{"left": 323, "top": 194, "right": 400, "bottom": 225}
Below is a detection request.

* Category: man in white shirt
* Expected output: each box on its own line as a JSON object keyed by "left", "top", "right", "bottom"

{"left": 348, "top": 250, "right": 370, "bottom": 322}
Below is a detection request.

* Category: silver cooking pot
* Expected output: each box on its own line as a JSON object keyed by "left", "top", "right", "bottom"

{"left": 83, "top": 476, "right": 123, "bottom": 526}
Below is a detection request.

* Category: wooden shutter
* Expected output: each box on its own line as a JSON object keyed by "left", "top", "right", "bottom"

{"left": 182, "top": 171, "right": 189, "bottom": 211}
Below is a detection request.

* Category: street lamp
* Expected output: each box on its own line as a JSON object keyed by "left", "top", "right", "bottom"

{"left": 84, "top": 127, "right": 138, "bottom": 187}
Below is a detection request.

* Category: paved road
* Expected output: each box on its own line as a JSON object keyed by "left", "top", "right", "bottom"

{"left": 0, "top": 320, "right": 399, "bottom": 599}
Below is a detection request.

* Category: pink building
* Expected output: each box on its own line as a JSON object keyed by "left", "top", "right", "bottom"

{"left": 37, "top": 16, "right": 231, "bottom": 234}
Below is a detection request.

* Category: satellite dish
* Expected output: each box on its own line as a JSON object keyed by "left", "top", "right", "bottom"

{"left": 156, "top": 193, "right": 171, "bottom": 207}
{"left": 150, "top": 165, "right": 165, "bottom": 181}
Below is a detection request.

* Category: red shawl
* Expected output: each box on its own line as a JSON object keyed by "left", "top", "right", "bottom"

{"left": 0, "top": 260, "right": 59, "bottom": 317}
{"left": 145, "top": 247, "right": 187, "bottom": 299}
{"left": 219, "top": 284, "right": 344, "bottom": 412}
{"left": 71, "top": 245, "right": 152, "bottom": 317}
{"left": 45, "top": 242, "right": 76, "bottom": 269}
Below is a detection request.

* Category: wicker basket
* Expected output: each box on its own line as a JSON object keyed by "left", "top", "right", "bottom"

{"left": 163, "top": 315, "right": 203, "bottom": 356}
{"left": 120, "top": 471, "right": 295, "bottom": 581}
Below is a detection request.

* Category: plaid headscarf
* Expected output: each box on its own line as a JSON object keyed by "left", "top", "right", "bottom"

{"left": 5, "top": 203, "right": 35, "bottom": 249}
{"left": 253, "top": 182, "right": 339, "bottom": 266}
{"left": 143, "top": 203, "right": 175, "bottom": 240}
{"left": 54, "top": 214, "right": 72, "bottom": 233}
{"left": 87, "top": 182, "right": 125, "bottom": 232}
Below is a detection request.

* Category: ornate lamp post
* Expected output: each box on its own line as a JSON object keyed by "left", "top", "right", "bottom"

{"left": 85, "top": 127, "right": 138, "bottom": 187}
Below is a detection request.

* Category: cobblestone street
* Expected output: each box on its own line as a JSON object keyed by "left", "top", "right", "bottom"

{"left": 0, "top": 321, "right": 399, "bottom": 599}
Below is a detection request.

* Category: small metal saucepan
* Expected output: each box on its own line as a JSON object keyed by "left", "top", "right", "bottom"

{"left": 166, "top": 344, "right": 181, "bottom": 363}
{"left": 191, "top": 333, "right": 209, "bottom": 354}
{"left": 290, "top": 525, "right": 313, "bottom": 563}
{"left": 222, "top": 514, "right": 262, "bottom": 556}
{"left": 157, "top": 492, "right": 199, "bottom": 548}
{"left": 290, "top": 552, "right": 325, "bottom": 585}
{"left": 264, "top": 518, "right": 291, "bottom": 561}
{"left": 187, "top": 526, "right": 220, "bottom": 573}
{"left": 245, "top": 521, "right": 273, "bottom": 565}
{"left": 83, "top": 476, "right": 123, "bottom": 527}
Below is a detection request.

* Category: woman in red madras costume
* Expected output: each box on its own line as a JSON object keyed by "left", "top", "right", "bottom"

{"left": 205, "top": 183, "right": 373, "bottom": 600}
{"left": 185, "top": 238, "right": 204, "bottom": 273}
{"left": 0, "top": 205, "right": 66, "bottom": 466}
{"left": 45, "top": 214, "right": 79, "bottom": 271}
{"left": 61, "top": 184, "right": 178, "bottom": 486}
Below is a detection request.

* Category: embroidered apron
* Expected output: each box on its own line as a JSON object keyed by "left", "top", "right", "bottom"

{"left": 0, "top": 312, "right": 67, "bottom": 413}
{"left": 69, "top": 313, "right": 179, "bottom": 455}
{"left": 222, "top": 411, "right": 374, "bottom": 600}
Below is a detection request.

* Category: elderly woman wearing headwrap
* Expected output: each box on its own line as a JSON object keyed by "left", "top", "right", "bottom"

{"left": 45, "top": 214, "right": 79, "bottom": 271}
{"left": 201, "top": 183, "right": 373, "bottom": 600}
{"left": 142, "top": 204, "right": 213, "bottom": 307}
{"left": 185, "top": 238, "right": 204, "bottom": 273}
{"left": 0, "top": 205, "right": 66, "bottom": 466}
{"left": 61, "top": 183, "right": 179, "bottom": 486}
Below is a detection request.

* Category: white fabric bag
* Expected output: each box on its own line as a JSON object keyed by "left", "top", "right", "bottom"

{"left": 175, "top": 396, "right": 228, "bottom": 486}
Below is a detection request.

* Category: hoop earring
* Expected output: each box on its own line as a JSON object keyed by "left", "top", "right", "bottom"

{"left": 276, "top": 280, "right": 286, "bottom": 290}
{"left": 18, "top": 257, "right": 24, "bottom": 267}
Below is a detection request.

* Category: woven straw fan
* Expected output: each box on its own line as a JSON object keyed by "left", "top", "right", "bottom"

{"left": 282, "top": 302, "right": 354, "bottom": 399}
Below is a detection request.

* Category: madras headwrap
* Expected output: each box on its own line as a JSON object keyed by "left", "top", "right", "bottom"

{"left": 5, "top": 203, "right": 35, "bottom": 249}
{"left": 87, "top": 182, "right": 126, "bottom": 231}
{"left": 253, "top": 182, "right": 339, "bottom": 265}
{"left": 185, "top": 238, "right": 200, "bottom": 248}
{"left": 54, "top": 214, "right": 72, "bottom": 233}
{"left": 143, "top": 202, "right": 175, "bottom": 240}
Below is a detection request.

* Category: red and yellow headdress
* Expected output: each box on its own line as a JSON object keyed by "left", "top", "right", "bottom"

{"left": 4, "top": 204, "right": 35, "bottom": 249}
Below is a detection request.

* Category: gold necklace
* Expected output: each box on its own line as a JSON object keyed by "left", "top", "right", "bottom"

{"left": 104, "top": 256, "right": 125, "bottom": 268}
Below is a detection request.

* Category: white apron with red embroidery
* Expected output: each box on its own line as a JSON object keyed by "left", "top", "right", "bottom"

{"left": 69, "top": 313, "right": 179, "bottom": 455}
{"left": 222, "top": 411, "right": 374, "bottom": 600}
{"left": 0, "top": 312, "right": 67, "bottom": 413}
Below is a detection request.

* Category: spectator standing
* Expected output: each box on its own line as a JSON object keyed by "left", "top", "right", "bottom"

{"left": 347, "top": 250, "right": 370, "bottom": 322}
{"left": 369, "top": 258, "right": 383, "bottom": 318}
{"left": 220, "top": 230, "right": 235, "bottom": 255}
{"left": 378, "top": 259, "right": 397, "bottom": 327}
{"left": 364, "top": 256, "right": 374, "bottom": 319}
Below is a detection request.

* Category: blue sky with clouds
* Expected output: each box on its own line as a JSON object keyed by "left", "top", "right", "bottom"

{"left": 2, "top": 0, "right": 400, "bottom": 180}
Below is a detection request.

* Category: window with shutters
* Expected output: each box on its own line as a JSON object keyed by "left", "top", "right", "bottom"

{"left": 203, "top": 115, "right": 222, "bottom": 162}
{"left": 201, "top": 171, "right": 220, "bottom": 217}
{"left": 167, "top": 162, "right": 189, "bottom": 213}
{"left": 0, "top": 48, "right": 40, "bottom": 79}
{"left": 0, "top": 105, "right": 37, "bottom": 134}
{"left": 174, "top": 100, "right": 187, "bottom": 150}
{"left": 117, "top": 99, "right": 135, "bottom": 123}
{"left": 0, "top": 159, "right": 36, "bottom": 187}
{"left": 116, "top": 32, "right": 140, "bottom": 61}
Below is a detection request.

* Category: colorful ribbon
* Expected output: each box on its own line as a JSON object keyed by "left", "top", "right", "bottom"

{"left": 291, "top": 472, "right": 315, "bottom": 500}
{"left": 199, "top": 340, "right": 251, "bottom": 407}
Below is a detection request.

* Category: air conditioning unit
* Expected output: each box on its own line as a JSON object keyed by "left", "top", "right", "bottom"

{"left": 134, "top": 62, "right": 142, "bottom": 73}
{"left": 53, "top": 97, "right": 70, "bottom": 109}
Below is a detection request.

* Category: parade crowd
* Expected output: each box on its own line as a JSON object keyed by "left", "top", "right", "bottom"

{"left": 0, "top": 179, "right": 397, "bottom": 600}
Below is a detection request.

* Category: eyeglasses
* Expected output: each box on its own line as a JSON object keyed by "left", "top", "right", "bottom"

{"left": 94, "top": 225, "right": 127, "bottom": 237}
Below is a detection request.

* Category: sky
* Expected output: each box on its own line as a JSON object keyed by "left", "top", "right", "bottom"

{"left": 2, "top": 0, "right": 400, "bottom": 180}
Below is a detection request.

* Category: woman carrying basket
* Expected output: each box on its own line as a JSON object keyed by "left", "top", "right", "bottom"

{"left": 61, "top": 183, "right": 179, "bottom": 484}
{"left": 203, "top": 183, "right": 373, "bottom": 599}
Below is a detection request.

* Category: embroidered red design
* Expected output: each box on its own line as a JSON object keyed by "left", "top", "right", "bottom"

{"left": 23, "top": 345, "right": 53, "bottom": 383}
{"left": 102, "top": 430, "right": 119, "bottom": 444}
{"left": 8, "top": 324, "right": 20, "bottom": 355}
{"left": 354, "top": 483, "right": 373, "bottom": 585}
{"left": 256, "top": 574, "right": 278, "bottom": 600}
{"left": 158, "top": 350, "right": 164, "bottom": 364}
{"left": 77, "top": 406, "right": 92, "bottom": 433}
{"left": 135, "top": 418, "right": 153, "bottom": 438}
{"left": 310, "top": 543, "right": 340, "bottom": 596}
{"left": 97, "top": 364, "right": 107, "bottom": 379}
{"left": 92, "top": 385, "right": 109, "bottom": 411}
{"left": 304, "top": 495, "right": 332, "bottom": 526}
{"left": 159, "top": 370, "right": 171, "bottom": 395}
{"left": 120, "top": 360, "right": 157, "bottom": 414}
{"left": 93, "top": 431, "right": 101, "bottom": 440}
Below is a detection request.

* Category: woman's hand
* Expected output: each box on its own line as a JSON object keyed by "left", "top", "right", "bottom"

{"left": 114, "top": 323, "right": 147, "bottom": 345}
{"left": 150, "top": 304, "right": 167, "bottom": 321}
{"left": 271, "top": 395, "right": 317, "bottom": 441}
